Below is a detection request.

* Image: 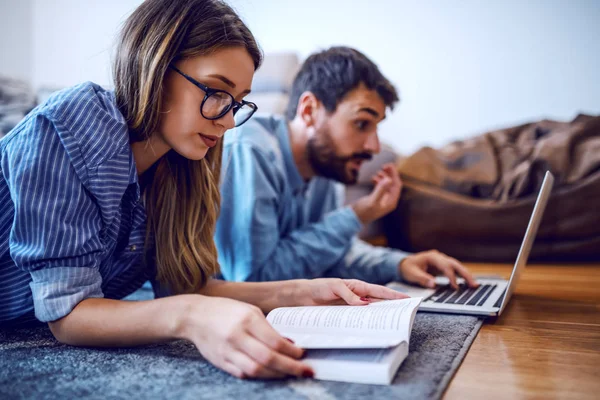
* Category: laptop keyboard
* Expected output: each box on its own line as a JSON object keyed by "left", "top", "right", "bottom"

{"left": 493, "top": 288, "right": 507, "bottom": 308}
{"left": 426, "top": 283, "right": 498, "bottom": 307}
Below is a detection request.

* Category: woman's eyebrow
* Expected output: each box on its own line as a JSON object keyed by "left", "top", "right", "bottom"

{"left": 206, "top": 74, "right": 251, "bottom": 95}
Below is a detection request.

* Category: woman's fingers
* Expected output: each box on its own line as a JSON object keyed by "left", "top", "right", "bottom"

{"left": 226, "top": 350, "right": 287, "bottom": 379}
{"left": 330, "top": 279, "right": 370, "bottom": 305}
{"left": 221, "top": 359, "right": 247, "bottom": 379}
{"left": 234, "top": 333, "right": 312, "bottom": 378}
{"left": 247, "top": 318, "right": 304, "bottom": 359}
{"left": 343, "top": 279, "right": 410, "bottom": 300}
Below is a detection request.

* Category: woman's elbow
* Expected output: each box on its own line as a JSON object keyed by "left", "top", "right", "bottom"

{"left": 48, "top": 316, "right": 77, "bottom": 345}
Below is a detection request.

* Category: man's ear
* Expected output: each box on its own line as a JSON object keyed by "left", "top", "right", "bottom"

{"left": 296, "top": 91, "right": 320, "bottom": 127}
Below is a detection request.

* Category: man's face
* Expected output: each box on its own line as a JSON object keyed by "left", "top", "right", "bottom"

{"left": 307, "top": 83, "right": 386, "bottom": 184}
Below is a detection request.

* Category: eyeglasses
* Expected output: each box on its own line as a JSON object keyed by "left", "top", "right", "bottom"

{"left": 169, "top": 65, "right": 257, "bottom": 127}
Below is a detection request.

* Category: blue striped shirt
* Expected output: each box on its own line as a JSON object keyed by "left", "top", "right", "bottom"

{"left": 0, "top": 82, "right": 152, "bottom": 325}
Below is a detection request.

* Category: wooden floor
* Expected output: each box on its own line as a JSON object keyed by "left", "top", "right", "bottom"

{"left": 443, "top": 263, "right": 600, "bottom": 400}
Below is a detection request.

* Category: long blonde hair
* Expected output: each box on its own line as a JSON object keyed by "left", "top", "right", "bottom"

{"left": 113, "top": 0, "right": 262, "bottom": 294}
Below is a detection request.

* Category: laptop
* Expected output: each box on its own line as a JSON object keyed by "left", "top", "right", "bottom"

{"left": 388, "top": 171, "right": 554, "bottom": 317}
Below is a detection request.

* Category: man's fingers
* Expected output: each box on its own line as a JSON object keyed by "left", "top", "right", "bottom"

{"left": 428, "top": 253, "right": 458, "bottom": 289}
{"left": 396, "top": 174, "right": 403, "bottom": 191}
{"left": 448, "top": 257, "right": 479, "bottom": 287}
{"left": 403, "top": 262, "right": 436, "bottom": 288}
{"left": 403, "top": 251, "right": 478, "bottom": 290}
{"left": 372, "top": 169, "right": 386, "bottom": 182}
{"left": 372, "top": 173, "right": 384, "bottom": 185}
{"left": 382, "top": 165, "right": 402, "bottom": 200}
{"left": 370, "top": 175, "right": 393, "bottom": 203}
{"left": 381, "top": 163, "right": 396, "bottom": 176}
{"left": 379, "top": 164, "right": 400, "bottom": 185}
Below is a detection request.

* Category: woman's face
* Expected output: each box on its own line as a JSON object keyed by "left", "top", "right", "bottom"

{"left": 157, "top": 47, "right": 255, "bottom": 160}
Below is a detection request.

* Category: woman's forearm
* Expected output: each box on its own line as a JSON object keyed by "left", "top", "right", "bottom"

{"left": 48, "top": 295, "right": 196, "bottom": 347}
{"left": 49, "top": 280, "right": 303, "bottom": 347}
{"left": 48, "top": 279, "right": 305, "bottom": 348}
{"left": 199, "top": 279, "right": 305, "bottom": 313}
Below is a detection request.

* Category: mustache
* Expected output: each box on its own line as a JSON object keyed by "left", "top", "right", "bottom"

{"left": 339, "top": 152, "right": 373, "bottom": 163}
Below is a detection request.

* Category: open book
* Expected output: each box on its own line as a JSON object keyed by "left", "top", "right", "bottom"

{"left": 266, "top": 297, "right": 422, "bottom": 385}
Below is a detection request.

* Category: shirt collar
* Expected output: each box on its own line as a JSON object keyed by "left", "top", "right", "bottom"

{"left": 275, "top": 118, "right": 307, "bottom": 194}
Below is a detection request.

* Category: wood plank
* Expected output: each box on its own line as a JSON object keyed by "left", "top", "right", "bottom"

{"left": 443, "top": 263, "right": 600, "bottom": 399}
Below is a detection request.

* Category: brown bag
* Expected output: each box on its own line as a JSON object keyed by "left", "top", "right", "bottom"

{"left": 384, "top": 115, "right": 600, "bottom": 262}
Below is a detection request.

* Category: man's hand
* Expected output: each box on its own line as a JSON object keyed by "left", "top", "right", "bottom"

{"left": 399, "top": 250, "right": 479, "bottom": 289}
{"left": 351, "top": 163, "right": 402, "bottom": 224}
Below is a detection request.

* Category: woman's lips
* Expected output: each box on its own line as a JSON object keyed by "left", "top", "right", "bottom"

{"left": 199, "top": 133, "right": 218, "bottom": 148}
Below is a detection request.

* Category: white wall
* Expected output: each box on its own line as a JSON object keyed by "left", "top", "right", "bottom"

{"left": 229, "top": 0, "right": 600, "bottom": 153}
{"left": 31, "top": 0, "right": 141, "bottom": 90}
{"left": 0, "top": 0, "right": 33, "bottom": 82}
{"left": 3, "top": 0, "right": 599, "bottom": 153}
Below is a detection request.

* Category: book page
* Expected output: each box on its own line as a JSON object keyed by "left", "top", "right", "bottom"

{"left": 302, "top": 342, "right": 409, "bottom": 385}
{"left": 305, "top": 346, "right": 396, "bottom": 363}
{"left": 266, "top": 298, "right": 421, "bottom": 347}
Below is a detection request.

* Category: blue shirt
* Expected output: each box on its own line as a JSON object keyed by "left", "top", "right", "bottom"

{"left": 216, "top": 114, "right": 407, "bottom": 285}
{"left": 0, "top": 82, "right": 152, "bottom": 325}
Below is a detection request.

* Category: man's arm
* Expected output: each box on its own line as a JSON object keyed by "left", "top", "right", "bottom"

{"left": 324, "top": 237, "right": 408, "bottom": 285}
{"left": 216, "top": 142, "right": 361, "bottom": 282}
{"left": 321, "top": 183, "right": 408, "bottom": 285}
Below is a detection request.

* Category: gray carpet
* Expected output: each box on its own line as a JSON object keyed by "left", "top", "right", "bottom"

{"left": 0, "top": 293, "right": 483, "bottom": 400}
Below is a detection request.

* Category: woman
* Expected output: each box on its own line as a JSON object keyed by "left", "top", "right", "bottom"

{"left": 0, "top": 0, "right": 407, "bottom": 380}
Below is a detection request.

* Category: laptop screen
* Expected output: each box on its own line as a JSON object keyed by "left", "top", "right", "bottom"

{"left": 497, "top": 171, "right": 554, "bottom": 314}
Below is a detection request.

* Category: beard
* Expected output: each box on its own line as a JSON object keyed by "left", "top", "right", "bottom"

{"left": 306, "top": 127, "right": 372, "bottom": 185}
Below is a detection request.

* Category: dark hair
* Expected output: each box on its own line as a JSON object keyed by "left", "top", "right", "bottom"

{"left": 113, "top": 0, "right": 262, "bottom": 294}
{"left": 285, "top": 46, "right": 398, "bottom": 120}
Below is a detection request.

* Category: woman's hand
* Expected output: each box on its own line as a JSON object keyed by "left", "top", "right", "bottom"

{"left": 178, "top": 295, "right": 313, "bottom": 380}
{"left": 292, "top": 278, "right": 410, "bottom": 306}
{"left": 178, "top": 280, "right": 408, "bottom": 379}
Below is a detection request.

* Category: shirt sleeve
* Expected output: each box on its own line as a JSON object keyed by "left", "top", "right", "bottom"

{"left": 4, "top": 114, "right": 105, "bottom": 322}
{"left": 322, "top": 185, "right": 410, "bottom": 285}
{"left": 216, "top": 141, "right": 362, "bottom": 282}
{"left": 324, "top": 237, "right": 408, "bottom": 285}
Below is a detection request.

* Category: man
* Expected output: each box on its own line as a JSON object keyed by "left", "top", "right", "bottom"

{"left": 216, "top": 46, "right": 477, "bottom": 289}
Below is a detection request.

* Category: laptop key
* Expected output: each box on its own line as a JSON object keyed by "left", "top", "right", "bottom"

{"left": 454, "top": 287, "right": 478, "bottom": 305}
{"left": 477, "top": 284, "right": 497, "bottom": 306}
{"left": 493, "top": 288, "right": 507, "bottom": 308}
{"left": 444, "top": 285, "right": 469, "bottom": 304}
{"left": 428, "top": 287, "right": 450, "bottom": 302}
{"left": 433, "top": 287, "right": 455, "bottom": 303}
{"left": 466, "top": 284, "right": 491, "bottom": 306}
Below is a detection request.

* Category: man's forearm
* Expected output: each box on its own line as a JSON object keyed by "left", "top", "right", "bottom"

{"left": 325, "top": 239, "right": 406, "bottom": 285}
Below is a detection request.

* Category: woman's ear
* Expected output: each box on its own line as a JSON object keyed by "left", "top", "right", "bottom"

{"left": 297, "top": 91, "right": 320, "bottom": 128}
